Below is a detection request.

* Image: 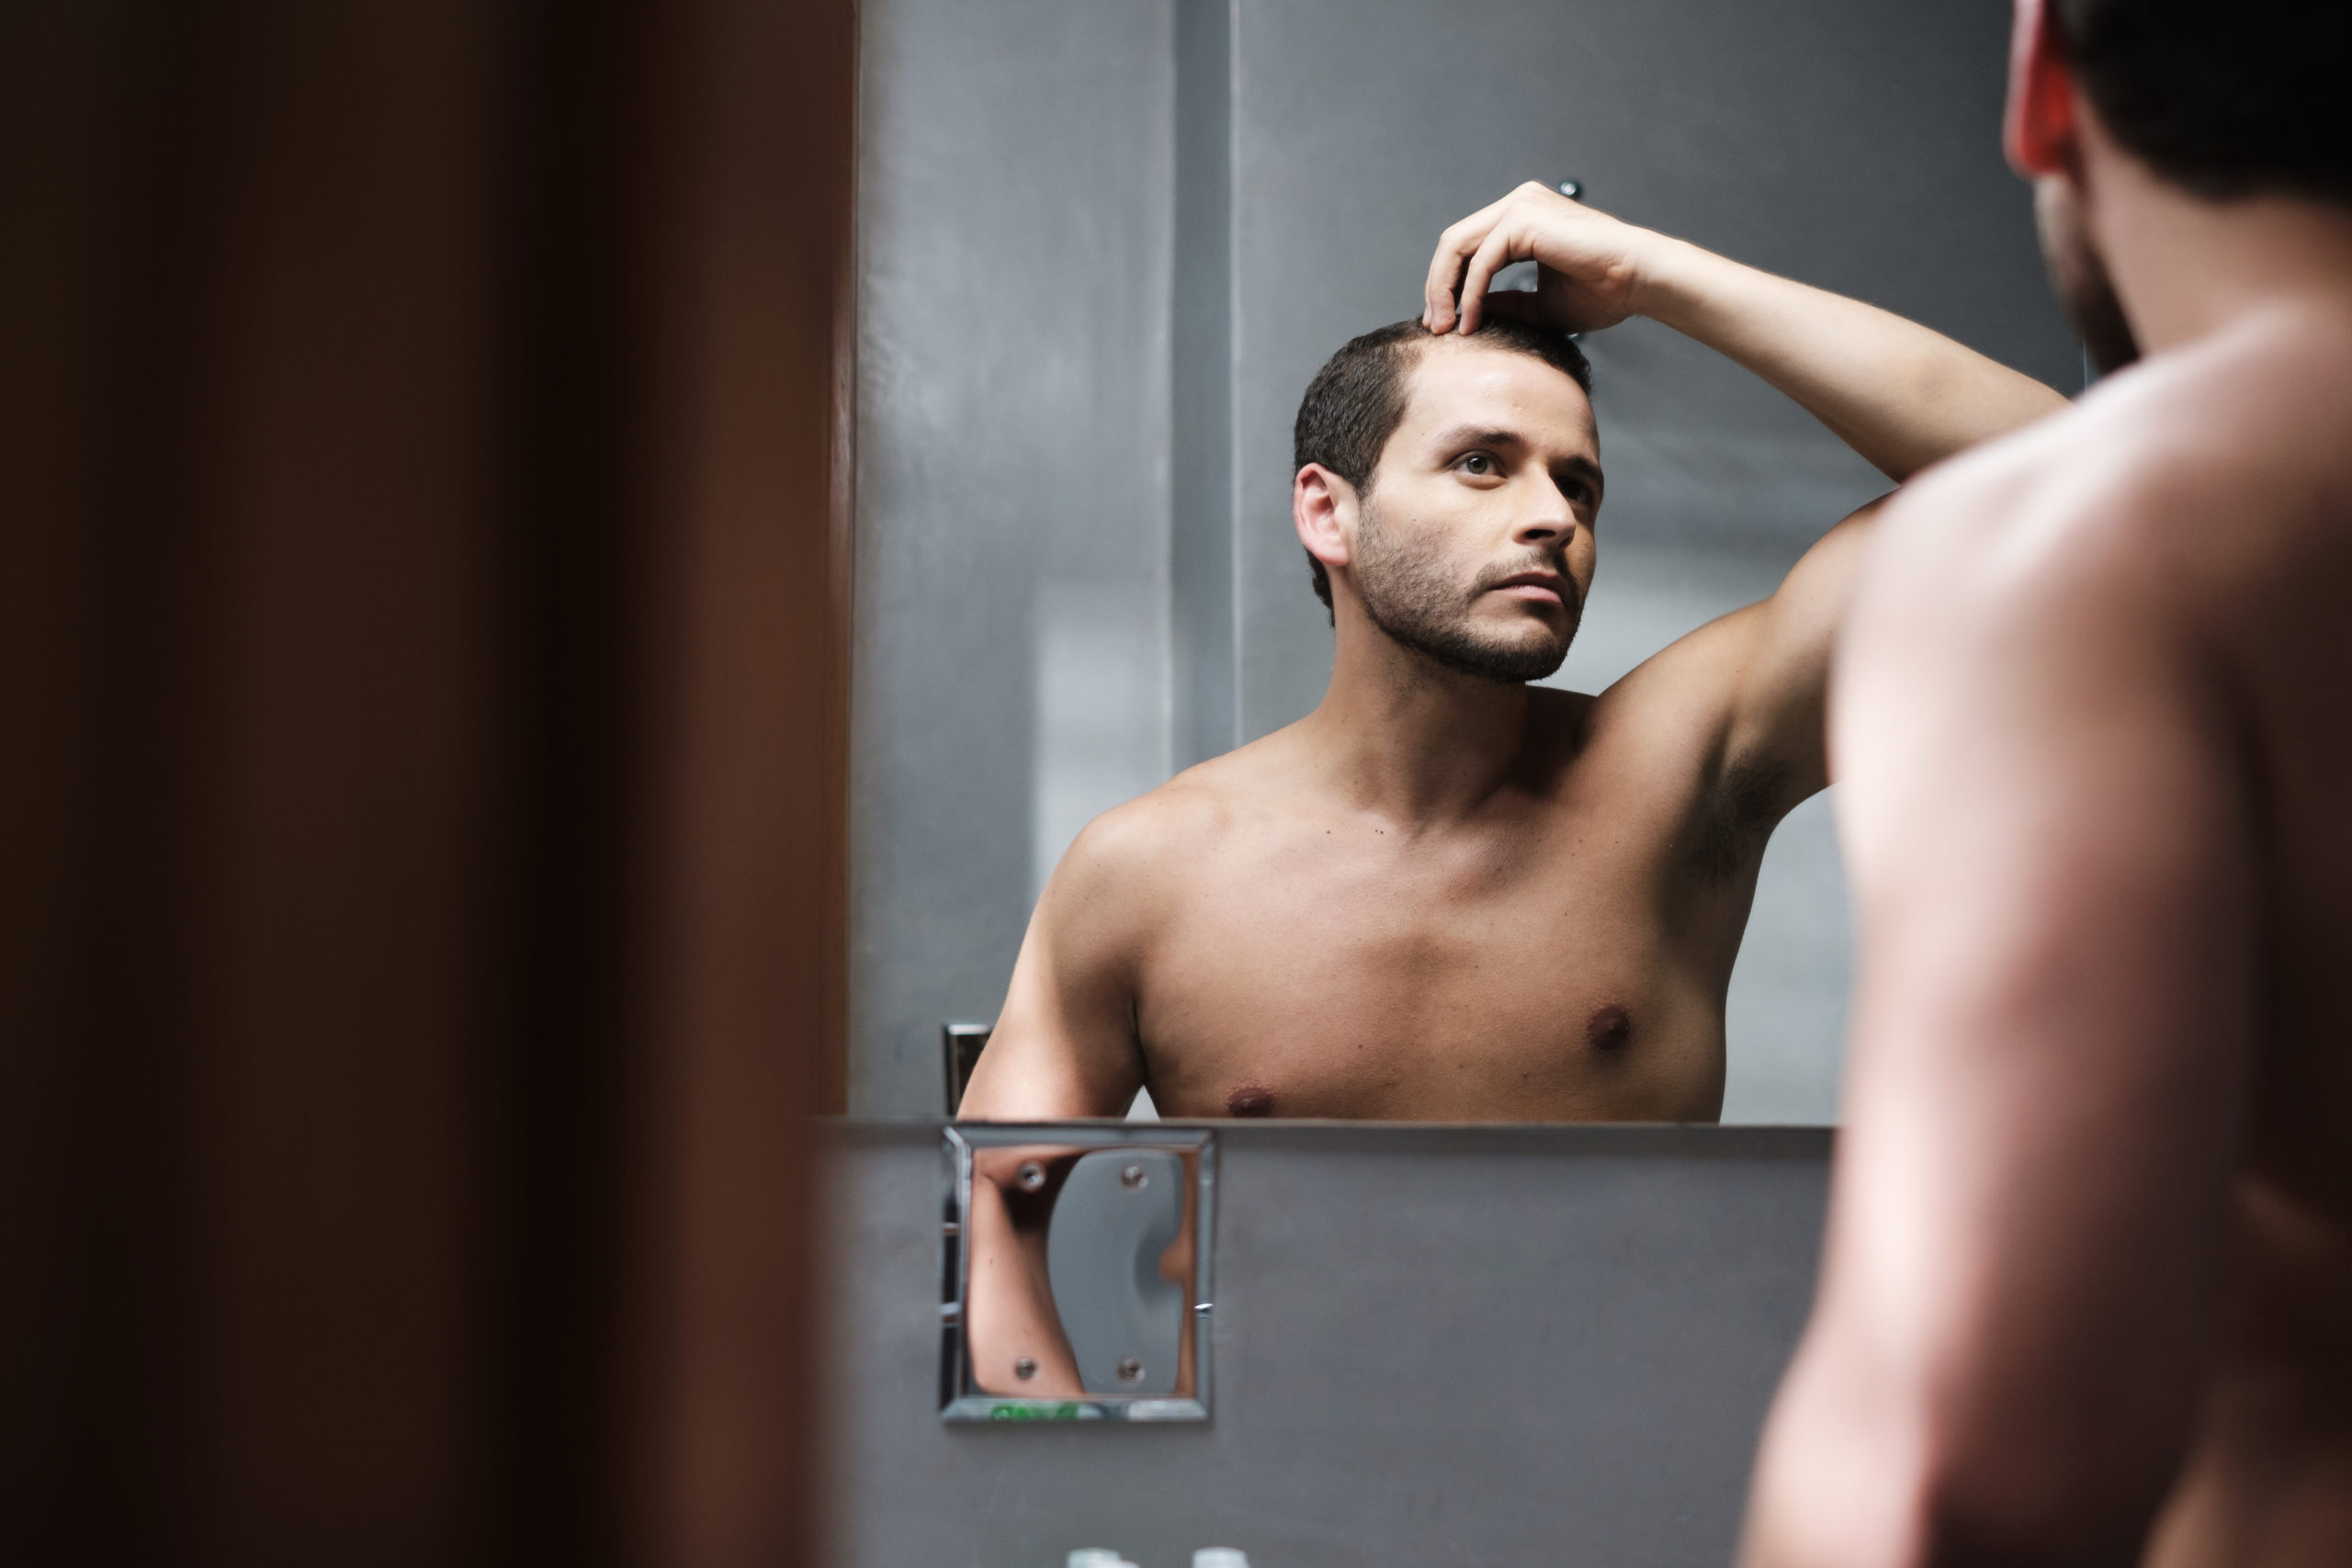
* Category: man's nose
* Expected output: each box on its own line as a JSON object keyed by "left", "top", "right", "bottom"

{"left": 1512, "top": 479, "right": 1576, "bottom": 545}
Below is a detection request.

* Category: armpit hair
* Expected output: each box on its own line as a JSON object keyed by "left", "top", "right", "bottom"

{"left": 1691, "top": 754, "right": 1792, "bottom": 884}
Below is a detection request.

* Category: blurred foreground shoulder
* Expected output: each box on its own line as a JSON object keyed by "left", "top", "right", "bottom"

{"left": 1869, "top": 314, "right": 2352, "bottom": 649}
{"left": 1853, "top": 379, "right": 2237, "bottom": 660}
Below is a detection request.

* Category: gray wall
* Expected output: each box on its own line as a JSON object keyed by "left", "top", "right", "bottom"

{"left": 852, "top": 0, "right": 1176, "bottom": 1114}
{"left": 850, "top": 0, "right": 2079, "bottom": 1119}
{"left": 822, "top": 1120, "right": 1832, "bottom": 1568}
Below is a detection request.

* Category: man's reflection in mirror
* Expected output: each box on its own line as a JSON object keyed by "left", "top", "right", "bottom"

{"left": 959, "top": 197, "right": 2065, "bottom": 1123}
{"left": 966, "top": 1145, "right": 1082, "bottom": 1395}
{"left": 965, "top": 1145, "right": 1196, "bottom": 1397}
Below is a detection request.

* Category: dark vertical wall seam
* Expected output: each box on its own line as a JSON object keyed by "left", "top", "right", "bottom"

{"left": 1170, "top": 0, "right": 1236, "bottom": 770}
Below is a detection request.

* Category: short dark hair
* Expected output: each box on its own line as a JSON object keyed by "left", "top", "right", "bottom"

{"left": 1292, "top": 318, "right": 1592, "bottom": 617}
{"left": 2052, "top": 0, "right": 2352, "bottom": 206}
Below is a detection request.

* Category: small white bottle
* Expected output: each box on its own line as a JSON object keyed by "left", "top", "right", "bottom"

{"left": 1193, "top": 1551, "right": 1251, "bottom": 1568}
{"left": 1067, "top": 1552, "right": 1125, "bottom": 1568}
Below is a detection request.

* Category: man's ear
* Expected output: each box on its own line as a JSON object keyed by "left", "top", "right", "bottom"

{"left": 1294, "top": 463, "right": 1355, "bottom": 575}
{"left": 2005, "top": 0, "right": 2079, "bottom": 178}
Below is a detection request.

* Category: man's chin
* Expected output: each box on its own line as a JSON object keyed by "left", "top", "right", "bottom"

{"left": 1477, "top": 609, "right": 1577, "bottom": 682}
{"left": 1421, "top": 627, "right": 1573, "bottom": 684}
{"left": 1360, "top": 583, "right": 1577, "bottom": 683}
{"left": 1498, "top": 637, "right": 1572, "bottom": 684}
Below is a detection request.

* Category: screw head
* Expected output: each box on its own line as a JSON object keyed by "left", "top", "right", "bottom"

{"left": 1120, "top": 1164, "right": 1147, "bottom": 1189}
{"left": 1015, "top": 1160, "right": 1046, "bottom": 1191}
{"left": 1115, "top": 1357, "right": 1144, "bottom": 1383}
{"left": 1013, "top": 1357, "right": 1038, "bottom": 1382}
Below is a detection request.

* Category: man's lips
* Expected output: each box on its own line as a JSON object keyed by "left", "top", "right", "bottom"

{"left": 1488, "top": 572, "right": 1568, "bottom": 606}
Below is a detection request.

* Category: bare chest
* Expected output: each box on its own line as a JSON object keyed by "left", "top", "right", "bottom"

{"left": 1134, "top": 815, "right": 1727, "bottom": 1122}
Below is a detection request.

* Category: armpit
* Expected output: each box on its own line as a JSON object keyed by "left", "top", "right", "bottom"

{"left": 1691, "top": 754, "right": 1792, "bottom": 883}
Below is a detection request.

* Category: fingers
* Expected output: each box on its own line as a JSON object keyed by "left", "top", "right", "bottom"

{"left": 1422, "top": 223, "right": 1486, "bottom": 333}
{"left": 1453, "top": 221, "right": 1522, "bottom": 336}
{"left": 1422, "top": 192, "right": 1511, "bottom": 333}
{"left": 1424, "top": 182, "right": 1603, "bottom": 334}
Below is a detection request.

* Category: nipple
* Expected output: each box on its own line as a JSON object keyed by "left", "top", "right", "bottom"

{"left": 1586, "top": 1004, "right": 1632, "bottom": 1053}
{"left": 1225, "top": 1083, "right": 1276, "bottom": 1118}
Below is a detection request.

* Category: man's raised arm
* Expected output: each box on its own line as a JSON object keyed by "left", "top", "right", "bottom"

{"left": 1423, "top": 185, "right": 2068, "bottom": 803}
{"left": 1423, "top": 182, "right": 2067, "bottom": 481}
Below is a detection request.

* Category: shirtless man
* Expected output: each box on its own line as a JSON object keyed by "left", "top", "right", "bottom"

{"left": 959, "top": 201, "right": 2063, "bottom": 1122}
{"left": 1740, "top": 3, "right": 2352, "bottom": 1564}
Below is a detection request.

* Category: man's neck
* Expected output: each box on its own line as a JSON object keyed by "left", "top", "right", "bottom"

{"left": 2085, "top": 118, "right": 2352, "bottom": 356}
{"left": 1297, "top": 610, "right": 1538, "bottom": 827}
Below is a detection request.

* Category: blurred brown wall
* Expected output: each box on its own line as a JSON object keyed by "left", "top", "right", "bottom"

{"left": 0, "top": 0, "right": 852, "bottom": 1562}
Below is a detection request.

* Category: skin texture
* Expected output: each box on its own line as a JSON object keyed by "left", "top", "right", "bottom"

{"left": 959, "top": 194, "right": 2063, "bottom": 1124}
{"left": 1739, "top": 6, "right": 2352, "bottom": 1565}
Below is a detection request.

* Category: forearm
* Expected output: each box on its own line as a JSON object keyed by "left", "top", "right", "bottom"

{"left": 1635, "top": 237, "right": 2067, "bottom": 480}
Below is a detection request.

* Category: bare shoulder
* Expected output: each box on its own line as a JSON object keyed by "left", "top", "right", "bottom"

{"left": 1833, "top": 308, "right": 2352, "bottom": 916}
{"left": 1865, "top": 307, "right": 2352, "bottom": 648}
{"left": 1041, "top": 728, "right": 1303, "bottom": 921}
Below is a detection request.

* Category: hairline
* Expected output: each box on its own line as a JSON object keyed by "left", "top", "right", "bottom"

{"left": 1359, "top": 333, "right": 1600, "bottom": 501}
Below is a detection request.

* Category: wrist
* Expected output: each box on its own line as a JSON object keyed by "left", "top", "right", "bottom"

{"left": 1624, "top": 232, "right": 1719, "bottom": 331}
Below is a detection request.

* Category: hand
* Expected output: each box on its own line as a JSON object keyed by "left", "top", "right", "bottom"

{"left": 1421, "top": 181, "right": 1660, "bottom": 338}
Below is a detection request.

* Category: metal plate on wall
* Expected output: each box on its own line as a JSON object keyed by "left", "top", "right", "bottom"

{"left": 940, "top": 1124, "right": 1216, "bottom": 1422}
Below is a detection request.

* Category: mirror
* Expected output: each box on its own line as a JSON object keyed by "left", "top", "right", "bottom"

{"left": 850, "top": 0, "right": 2082, "bottom": 1129}
{"left": 939, "top": 1126, "right": 1216, "bottom": 1422}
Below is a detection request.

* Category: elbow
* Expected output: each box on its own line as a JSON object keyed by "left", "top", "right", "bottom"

{"left": 1747, "top": 1339, "right": 2182, "bottom": 1568}
{"left": 1900, "top": 1420, "right": 2184, "bottom": 1568}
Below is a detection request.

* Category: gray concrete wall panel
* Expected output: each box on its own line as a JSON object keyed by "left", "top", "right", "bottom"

{"left": 1171, "top": 0, "right": 1241, "bottom": 770}
{"left": 822, "top": 1121, "right": 1831, "bottom": 1567}
{"left": 853, "top": 0, "right": 1177, "bottom": 1112}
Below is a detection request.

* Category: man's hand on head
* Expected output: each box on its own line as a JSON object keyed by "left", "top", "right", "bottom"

{"left": 1422, "top": 181, "right": 1662, "bottom": 338}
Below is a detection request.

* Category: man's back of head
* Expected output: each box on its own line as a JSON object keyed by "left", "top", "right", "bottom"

{"left": 2051, "top": 0, "right": 2351, "bottom": 207}
{"left": 2004, "top": 0, "right": 2352, "bottom": 374}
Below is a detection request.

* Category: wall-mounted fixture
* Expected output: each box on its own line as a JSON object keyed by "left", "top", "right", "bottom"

{"left": 939, "top": 1124, "right": 1217, "bottom": 1422}
{"left": 942, "top": 1021, "right": 993, "bottom": 1113}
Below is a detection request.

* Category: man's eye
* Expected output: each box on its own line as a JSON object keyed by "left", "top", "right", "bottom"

{"left": 1460, "top": 454, "right": 1495, "bottom": 476}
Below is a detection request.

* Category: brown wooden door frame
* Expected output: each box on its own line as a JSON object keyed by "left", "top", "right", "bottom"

{"left": 0, "top": 0, "right": 854, "bottom": 1561}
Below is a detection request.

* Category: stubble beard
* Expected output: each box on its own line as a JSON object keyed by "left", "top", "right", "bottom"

{"left": 1352, "top": 493, "right": 1579, "bottom": 684}
{"left": 2036, "top": 176, "right": 2142, "bottom": 378}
